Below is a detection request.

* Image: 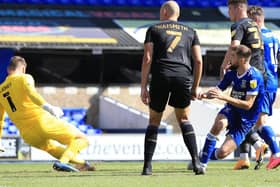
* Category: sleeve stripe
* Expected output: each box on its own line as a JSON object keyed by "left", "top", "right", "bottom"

{"left": 247, "top": 91, "right": 258, "bottom": 95}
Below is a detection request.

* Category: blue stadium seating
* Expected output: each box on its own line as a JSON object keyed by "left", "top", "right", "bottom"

{"left": 3, "top": 108, "right": 102, "bottom": 136}
{"left": 0, "top": 0, "right": 279, "bottom": 7}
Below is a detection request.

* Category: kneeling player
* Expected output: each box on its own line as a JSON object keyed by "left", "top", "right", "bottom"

{"left": 199, "top": 45, "right": 264, "bottom": 173}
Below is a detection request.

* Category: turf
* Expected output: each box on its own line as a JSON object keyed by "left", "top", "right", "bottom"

{"left": 0, "top": 161, "right": 279, "bottom": 187}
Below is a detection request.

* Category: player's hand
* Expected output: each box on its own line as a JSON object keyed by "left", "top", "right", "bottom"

{"left": 191, "top": 87, "right": 203, "bottom": 100}
{"left": 140, "top": 87, "right": 150, "bottom": 105}
{"left": 207, "top": 87, "right": 223, "bottom": 99}
{"left": 43, "top": 103, "right": 64, "bottom": 118}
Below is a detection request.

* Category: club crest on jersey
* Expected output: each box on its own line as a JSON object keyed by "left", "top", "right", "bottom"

{"left": 241, "top": 80, "right": 247, "bottom": 89}
{"left": 250, "top": 80, "right": 257, "bottom": 89}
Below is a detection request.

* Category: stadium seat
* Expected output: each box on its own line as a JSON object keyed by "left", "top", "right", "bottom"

{"left": 8, "top": 125, "right": 18, "bottom": 135}
{"left": 195, "top": 0, "right": 211, "bottom": 8}
{"left": 210, "top": 0, "right": 226, "bottom": 7}
{"left": 15, "top": 0, "right": 27, "bottom": 4}
{"left": 3, "top": 119, "right": 9, "bottom": 129}
{"left": 248, "top": 0, "right": 262, "bottom": 6}
{"left": 0, "top": 0, "right": 15, "bottom": 3}
{"left": 99, "top": 0, "right": 113, "bottom": 6}
{"left": 261, "top": 0, "right": 279, "bottom": 7}
{"left": 78, "top": 124, "right": 88, "bottom": 133}
{"left": 143, "top": 0, "right": 159, "bottom": 7}
{"left": 72, "top": 0, "right": 87, "bottom": 5}
{"left": 114, "top": 0, "right": 127, "bottom": 6}
{"left": 185, "top": 0, "right": 196, "bottom": 7}
{"left": 2, "top": 129, "right": 9, "bottom": 136}
{"left": 2, "top": 108, "right": 101, "bottom": 136}
{"left": 128, "top": 0, "right": 141, "bottom": 6}
{"left": 86, "top": 127, "right": 102, "bottom": 135}
{"left": 87, "top": 0, "right": 98, "bottom": 5}
{"left": 58, "top": 0, "right": 72, "bottom": 5}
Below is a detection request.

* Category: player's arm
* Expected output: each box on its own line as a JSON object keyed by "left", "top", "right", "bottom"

{"left": 23, "top": 75, "right": 63, "bottom": 118}
{"left": 201, "top": 71, "right": 233, "bottom": 99}
{"left": 141, "top": 27, "right": 153, "bottom": 105}
{"left": 0, "top": 104, "right": 5, "bottom": 152}
{"left": 210, "top": 74, "right": 261, "bottom": 110}
{"left": 220, "top": 40, "right": 240, "bottom": 79}
{"left": 141, "top": 42, "right": 153, "bottom": 105}
{"left": 191, "top": 30, "right": 203, "bottom": 99}
{"left": 212, "top": 90, "right": 257, "bottom": 110}
{"left": 23, "top": 74, "right": 46, "bottom": 106}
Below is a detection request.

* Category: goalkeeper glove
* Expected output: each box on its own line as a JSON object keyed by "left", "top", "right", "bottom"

{"left": 42, "top": 103, "right": 64, "bottom": 118}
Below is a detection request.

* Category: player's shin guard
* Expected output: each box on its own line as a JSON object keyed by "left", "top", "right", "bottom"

{"left": 258, "top": 126, "right": 280, "bottom": 155}
{"left": 246, "top": 129, "right": 259, "bottom": 146}
{"left": 143, "top": 125, "right": 158, "bottom": 169}
{"left": 60, "top": 138, "right": 89, "bottom": 164}
{"left": 239, "top": 140, "right": 251, "bottom": 154}
{"left": 200, "top": 133, "right": 217, "bottom": 165}
{"left": 180, "top": 122, "right": 199, "bottom": 160}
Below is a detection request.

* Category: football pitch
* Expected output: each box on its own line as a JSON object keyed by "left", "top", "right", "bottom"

{"left": 0, "top": 161, "right": 280, "bottom": 187}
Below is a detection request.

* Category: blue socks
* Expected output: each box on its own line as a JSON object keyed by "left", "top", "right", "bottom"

{"left": 258, "top": 126, "right": 280, "bottom": 155}
{"left": 200, "top": 133, "right": 217, "bottom": 164}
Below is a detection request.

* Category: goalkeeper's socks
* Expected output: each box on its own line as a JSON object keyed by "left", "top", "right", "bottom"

{"left": 258, "top": 126, "right": 280, "bottom": 155}
{"left": 180, "top": 122, "right": 199, "bottom": 160}
{"left": 60, "top": 138, "right": 89, "bottom": 164}
{"left": 200, "top": 133, "right": 217, "bottom": 164}
{"left": 143, "top": 125, "right": 158, "bottom": 168}
{"left": 43, "top": 141, "right": 85, "bottom": 165}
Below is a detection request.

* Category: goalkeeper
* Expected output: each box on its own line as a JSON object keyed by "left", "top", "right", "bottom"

{"left": 0, "top": 56, "right": 94, "bottom": 172}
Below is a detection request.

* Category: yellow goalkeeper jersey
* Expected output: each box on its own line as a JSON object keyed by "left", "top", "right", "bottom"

{"left": 0, "top": 74, "right": 46, "bottom": 136}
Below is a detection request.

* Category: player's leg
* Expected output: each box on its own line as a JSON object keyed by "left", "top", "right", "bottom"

{"left": 245, "top": 129, "right": 268, "bottom": 170}
{"left": 40, "top": 116, "right": 94, "bottom": 171}
{"left": 59, "top": 133, "right": 88, "bottom": 164}
{"left": 142, "top": 109, "right": 162, "bottom": 175}
{"left": 141, "top": 76, "right": 169, "bottom": 175}
{"left": 257, "top": 124, "right": 280, "bottom": 169}
{"left": 20, "top": 124, "right": 80, "bottom": 172}
{"left": 233, "top": 141, "right": 251, "bottom": 170}
{"left": 216, "top": 135, "right": 238, "bottom": 159}
{"left": 200, "top": 112, "right": 228, "bottom": 171}
{"left": 35, "top": 139, "right": 95, "bottom": 171}
{"left": 37, "top": 139, "right": 89, "bottom": 165}
{"left": 255, "top": 92, "right": 280, "bottom": 169}
{"left": 169, "top": 76, "right": 203, "bottom": 175}
{"left": 174, "top": 107, "right": 203, "bottom": 175}
{"left": 233, "top": 129, "right": 264, "bottom": 170}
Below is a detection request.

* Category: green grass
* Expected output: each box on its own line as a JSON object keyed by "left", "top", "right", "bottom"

{"left": 0, "top": 161, "right": 280, "bottom": 187}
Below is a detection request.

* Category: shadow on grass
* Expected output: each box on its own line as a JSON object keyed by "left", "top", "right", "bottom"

{"left": 0, "top": 168, "right": 197, "bottom": 178}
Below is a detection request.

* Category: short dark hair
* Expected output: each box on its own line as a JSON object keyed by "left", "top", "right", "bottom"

{"left": 227, "top": 0, "right": 248, "bottom": 5}
{"left": 247, "top": 6, "right": 264, "bottom": 18}
{"left": 231, "top": 45, "right": 252, "bottom": 60}
{"left": 8, "top": 56, "right": 27, "bottom": 70}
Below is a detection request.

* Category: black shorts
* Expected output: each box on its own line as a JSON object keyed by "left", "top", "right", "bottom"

{"left": 149, "top": 76, "right": 192, "bottom": 112}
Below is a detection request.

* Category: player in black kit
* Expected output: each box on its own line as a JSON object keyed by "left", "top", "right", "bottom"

{"left": 221, "top": 0, "right": 264, "bottom": 78}
{"left": 140, "top": 0, "right": 204, "bottom": 175}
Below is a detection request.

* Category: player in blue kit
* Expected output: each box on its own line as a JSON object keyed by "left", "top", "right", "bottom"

{"left": 199, "top": 45, "right": 264, "bottom": 173}
{"left": 234, "top": 6, "right": 280, "bottom": 170}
